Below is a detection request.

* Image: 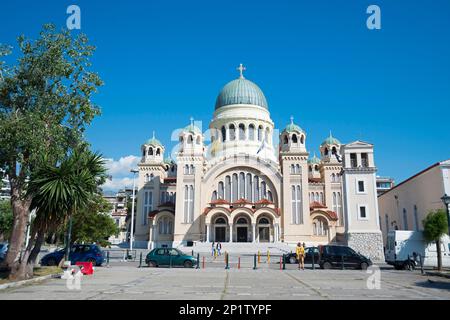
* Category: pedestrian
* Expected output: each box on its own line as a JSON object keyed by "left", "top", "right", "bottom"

{"left": 211, "top": 242, "right": 215, "bottom": 256}
{"left": 296, "top": 242, "right": 305, "bottom": 270}
{"left": 216, "top": 242, "right": 222, "bottom": 256}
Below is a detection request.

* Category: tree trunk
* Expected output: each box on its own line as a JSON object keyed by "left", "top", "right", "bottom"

{"left": 436, "top": 240, "right": 442, "bottom": 271}
{"left": 5, "top": 185, "right": 32, "bottom": 280}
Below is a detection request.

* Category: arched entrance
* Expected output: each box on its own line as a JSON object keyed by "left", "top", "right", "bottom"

{"left": 235, "top": 216, "right": 250, "bottom": 242}
{"left": 257, "top": 216, "right": 271, "bottom": 242}
{"left": 214, "top": 216, "right": 227, "bottom": 242}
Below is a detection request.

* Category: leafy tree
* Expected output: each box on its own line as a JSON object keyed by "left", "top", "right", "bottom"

{"left": 0, "top": 24, "right": 102, "bottom": 280}
{"left": 71, "top": 196, "right": 118, "bottom": 247}
{"left": 21, "top": 150, "right": 107, "bottom": 277}
{"left": 423, "top": 209, "right": 448, "bottom": 271}
{"left": 0, "top": 200, "right": 13, "bottom": 242}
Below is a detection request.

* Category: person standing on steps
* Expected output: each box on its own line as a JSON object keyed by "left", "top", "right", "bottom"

{"left": 216, "top": 242, "right": 222, "bottom": 256}
{"left": 211, "top": 241, "right": 215, "bottom": 257}
{"left": 296, "top": 242, "right": 305, "bottom": 270}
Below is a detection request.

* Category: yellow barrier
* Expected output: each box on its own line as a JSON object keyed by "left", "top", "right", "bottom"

{"left": 257, "top": 251, "right": 261, "bottom": 264}
{"left": 267, "top": 250, "right": 270, "bottom": 264}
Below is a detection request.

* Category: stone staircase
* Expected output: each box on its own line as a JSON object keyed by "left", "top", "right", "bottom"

{"left": 176, "top": 241, "right": 296, "bottom": 256}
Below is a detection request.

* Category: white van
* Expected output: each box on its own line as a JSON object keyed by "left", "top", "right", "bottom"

{"left": 385, "top": 230, "right": 450, "bottom": 270}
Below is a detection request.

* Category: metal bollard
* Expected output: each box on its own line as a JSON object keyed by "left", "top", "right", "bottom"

{"left": 253, "top": 254, "right": 257, "bottom": 270}
{"left": 196, "top": 253, "right": 200, "bottom": 269}
{"left": 192, "top": 250, "right": 194, "bottom": 257}
{"left": 258, "top": 251, "right": 261, "bottom": 264}
{"left": 126, "top": 249, "right": 129, "bottom": 260}
{"left": 202, "top": 256, "right": 205, "bottom": 269}
{"left": 267, "top": 250, "right": 270, "bottom": 264}
{"left": 106, "top": 251, "right": 110, "bottom": 266}
{"left": 341, "top": 255, "right": 344, "bottom": 270}
{"left": 139, "top": 252, "right": 142, "bottom": 268}
{"left": 279, "top": 256, "right": 282, "bottom": 270}
{"left": 282, "top": 254, "right": 286, "bottom": 270}
{"left": 238, "top": 257, "right": 241, "bottom": 269}
{"left": 419, "top": 254, "right": 424, "bottom": 275}
{"left": 312, "top": 251, "right": 315, "bottom": 270}
{"left": 225, "top": 252, "right": 230, "bottom": 270}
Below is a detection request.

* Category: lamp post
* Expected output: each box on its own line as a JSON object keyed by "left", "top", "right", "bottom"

{"left": 130, "top": 169, "right": 139, "bottom": 252}
{"left": 441, "top": 194, "right": 450, "bottom": 235}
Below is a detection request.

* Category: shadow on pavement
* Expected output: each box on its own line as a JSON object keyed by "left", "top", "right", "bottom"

{"left": 414, "top": 279, "right": 450, "bottom": 291}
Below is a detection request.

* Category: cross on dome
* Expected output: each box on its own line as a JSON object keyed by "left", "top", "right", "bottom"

{"left": 237, "top": 63, "right": 246, "bottom": 79}
{"left": 290, "top": 115, "right": 294, "bottom": 125}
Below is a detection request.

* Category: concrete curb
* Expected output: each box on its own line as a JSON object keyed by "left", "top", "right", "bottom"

{"left": 0, "top": 273, "right": 61, "bottom": 291}
{"left": 425, "top": 271, "right": 450, "bottom": 279}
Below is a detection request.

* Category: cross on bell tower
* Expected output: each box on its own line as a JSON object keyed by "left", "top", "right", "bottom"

{"left": 237, "top": 63, "right": 246, "bottom": 79}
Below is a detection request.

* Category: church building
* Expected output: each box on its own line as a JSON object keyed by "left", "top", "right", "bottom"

{"left": 134, "top": 65, "right": 384, "bottom": 260}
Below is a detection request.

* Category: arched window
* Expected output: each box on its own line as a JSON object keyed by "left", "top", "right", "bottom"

{"left": 261, "top": 181, "right": 267, "bottom": 199}
{"left": 331, "top": 173, "right": 336, "bottom": 182}
{"left": 236, "top": 217, "right": 247, "bottom": 224}
{"left": 324, "top": 148, "right": 328, "bottom": 156}
{"left": 259, "top": 217, "right": 270, "bottom": 224}
{"left": 246, "top": 173, "right": 252, "bottom": 202}
{"left": 158, "top": 220, "right": 163, "bottom": 234}
{"left": 150, "top": 173, "right": 154, "bottom": 181}
{"left": 332, "top": 147, "right": 337, "bottom": 155}
{"left": 156, "top": 148, "right": 161, "bottom": 156}
{"left": 239, "top": 124, "right": 245, "bottom": 140}
{"left": 211, "top": 191, "right": 217, "bottom": 201}
{"left": 267, "top": 190, "right": 273, "bottom": 202}
{"left": 215, "top": 217, "right": 226, "bottom": 224}
{"left": 218, "top": 181, "right": 224, "bottom": 199}
{"left": 187, "top": 135, "right": 193, "bottom": 144}
{"left": 337, "top": 192, "right": 343, "bottom": 225}
{"left": 309, "top": 193, "right": 314, "bottom": 203}
{"left": 184, "top": 165, "right": 189, "bottom": 174}
{"left": 283, "top": 135, "right": 288, "bottom": 145}
{"left": 142, "top": 149, "right": 146, "bottom": 157}
{"left": 314, "top": 165, "right": 319, "bottom": 171}
{"left": 184, "top": 185, "right": 194, "bottom": 223}
{"left": 221, "top": 126, "right": 226, "bottom": 142}
{"left": 196, "top": 136, "right": 201, "bottom": 145}
{"left": 232, "top": 173, "right": 238, "bottom": 202}
{"left": 290, "top": 164, "right": 295, "bottom": 174}
{"left": 295, "top": 164, "right": 300, "bottom": 174}
{"left": 248, "top": 124, "right": 255, "bottom": 140}
{"left": 149, "top": 148, "right": 154, "bottom": 155}
{"left": 265, "top": 128, "right": 270, "bottom": 143}
{"left": 239, "top": 172, "right": 245, "bottom": 199}
{"left": 313, "top": 218, "right": 328, "bottom": 236}
{"left": 254, "top": 176, "right": 260, "bottom": 202}
{"left": 225, "top": 176, "right": 231, "bottom": 202}
{"left": 300, "top": 135, "right": 304, "bottom": 144}
{"left": 258, "top": 126, "right": 263, "bottom": 141}
{"left": 309, "top": 166, "right": 312, "bottom": 173}
{"left": 168, "top": 220, "right": 173, "bottom": 234}
{"left": 332, "top": 192, "right": 337, "bottom": 213}
{"left": 291, "top": 185, "right": 302, "bottom": 224}
{"left": 315, "top": 192, "right": 319, "bottom": 202}
{"left": 190, "top": 165, "right": 195, "bottom": 174}
{"left": 292, "top": 134, "right": 298, "bottom": 144}
{"left": 319, "top": 192, "right": 323, "bottom": 204}
{"left": 229, "top": 124, "right": 236, "bottom": 141}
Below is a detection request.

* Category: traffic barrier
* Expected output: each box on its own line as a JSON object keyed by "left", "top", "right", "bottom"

{"left": 257, "top": 251, "right": 261, "bottom": 264}
{"left": 267, "top": 250, "right": 270, "bottom": 264}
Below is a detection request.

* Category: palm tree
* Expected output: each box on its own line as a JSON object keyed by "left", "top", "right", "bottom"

{"left": 14, "top": 150, "right": 107, "bottom": 278}
{"left": 423, "top": 209, "right": 448, "bottom": 271}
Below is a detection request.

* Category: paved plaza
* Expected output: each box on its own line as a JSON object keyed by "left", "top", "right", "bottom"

{"left": 1, "top": 263, "right": 449, "bottom": 300}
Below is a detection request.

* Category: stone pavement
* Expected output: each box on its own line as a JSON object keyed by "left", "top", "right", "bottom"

{"left": 0, "top": 265, "right": 449, "bottom": 300}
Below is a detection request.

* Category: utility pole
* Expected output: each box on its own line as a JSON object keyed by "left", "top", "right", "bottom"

{"left": 130, "top": 169, "right": 139, "bottom": 253}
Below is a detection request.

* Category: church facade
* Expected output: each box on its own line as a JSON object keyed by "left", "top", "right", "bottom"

{"left": 134, "top": 65, "right": 384, "bottom": 260}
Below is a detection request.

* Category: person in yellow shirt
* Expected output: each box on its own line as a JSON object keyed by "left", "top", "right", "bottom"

{"left": 296, "top": 242, "right": 305, "bottom": 270}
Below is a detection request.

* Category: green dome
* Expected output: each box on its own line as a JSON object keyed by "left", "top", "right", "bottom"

{"left": 215, "top": 78, "right": 268, "bottom": 110}
{"left": 146, "top": 137, "right": 163, "bottom": 147}
{"left": 321, "top": 133, "right": 341, "bottom": 146}
{"left": 184, "top": 123, "right": 202, "bottom": 134}
{"left": 284, "top": 123, "right": 304, "bottom": 133}
{"left": 308, "top": 154, "right": 321, "bottom": 164}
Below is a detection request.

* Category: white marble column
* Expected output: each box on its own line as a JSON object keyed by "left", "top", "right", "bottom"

{"left": 229, "top": 224, "right": 233, "bottom": 242}
{"left": 252, "top": 224, "right": 256, "bottom": 243}
{"left": 274, "top": 224, "right": 278, "bottom": 242}
{"left": 206, "top": 223, "right": 210, "bottom": 243}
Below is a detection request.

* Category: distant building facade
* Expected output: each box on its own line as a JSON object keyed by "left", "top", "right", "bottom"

{"left": 376, "top": 176, "right": 395, "bottom": 196}
{"left": 378, "top": 160, "right": 450, "bottom": 244}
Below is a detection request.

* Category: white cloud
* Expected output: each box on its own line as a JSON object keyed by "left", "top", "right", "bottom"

{"left": 104, "top": 155, "right": 140, "bottom": 177}
{"left": 102, "top": 155, "right": 140, "bottom": 193}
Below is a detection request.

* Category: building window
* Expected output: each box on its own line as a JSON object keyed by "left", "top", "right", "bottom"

{"left": 254, "top": 176, "right": 260, "bottom": 202}
{"left": 142, "top": 191, "right": 152, "bottom": 225}
{"left": 414, "top": 205, "right": 419, "bottom": 231}
{"left": 361, "top": 153, "right": 369, "bottom": 167}
{"left": 229, "top": 124, "right": 236, "bottom": 141}
{"left": 246, "top": 173, "right": 252, "bottom": 202}
{"left": 350, "top": 153, "right": 357, "bottom": 168}
{"left": 232, "top": 173, "right": 238, "bottom": 202}
{"left": 403, "top": 208, "right": 408, "bottom": 230}
{"left": 358, "top": 205, "right": 367, "bottom": 219}
{"left": 239, "top": 172, "right": 245, "bottom": 199}
{"left": 291, "top": 185, "right": 302, "bottom": 224}
{"left": 239, "top": 124, "right": 245, "bottom": 140}
{"left": 337, "top": 192, "right": 343, "bottom": 225}
{"left": 357, "top": 180, "right": 365, "bottom": 193}
{"left": 332, "top": 192, "right": 337, "bottom": 213}
{"left": 385, "top": 214, "right": 389, "bottom": 233}
{"left": 258, "top": 125, "right": 263, "bottom": 141}
{"left": 221, "top": 126, "right": 226, "bottom": 142}
{"left": 261, "top": 181, "right": 267, "bottom": 199}
{"left": 248, "top": 124, "right": 255, "bottom": 140}
{"left": 218, "top": 181, "right": 224, "bottom": 199}
{"left": 292, "top": 134, "right": 298, "bottom": 144}
{"left": 313, "top": 218, "right": 328, "bottom": 236}
{"left": 184, "top": 185, "right": 194, "bottom": 223}
{"left": 283, "top": 135, "right": 288, "bottom": 145}
{"left": 225, "top": 176, "right": 231, "bottom": 202}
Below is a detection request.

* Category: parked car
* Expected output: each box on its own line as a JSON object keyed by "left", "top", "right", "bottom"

{"left": 0, "top": 242, "right": 8, "bottom": 262}
{"left": 40, "top": 244, "right": 104, "bottom": 267}
{"left": 318, "top": 245, "right": 372, "bottom": 270}
{"left": 284, "top": 247, "right": 320, "bottom": 265}
{"left": 145, "top": 248, "right": 197, "bottom": 268}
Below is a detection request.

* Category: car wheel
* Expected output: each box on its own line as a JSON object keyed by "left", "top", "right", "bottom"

{"left": 360, "top": 262, "right": 368, "bottom": 270}
{"left": 46, "top": 258, "right": 56, "bottom": 266}
{"left": 323, "top": 261, "right": 332, "bottom": 269}
{"left": 289, "top": 256, "right": 297, "bottom": 264}
{"left": 405, "top": 261, "right": 415, "bottom": 271}
{"left": 183, "top": 260, "right": 193, "bottom": 268}
{"left": 147, "top": 260, "right": 157, "bottom": 267}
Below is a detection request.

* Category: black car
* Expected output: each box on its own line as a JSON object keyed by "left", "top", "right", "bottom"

{"left": 284, "top": 247, "right": 320, "bottom": 265}
{"left": 318, "top": 245, "right": 372, "bottom": 270}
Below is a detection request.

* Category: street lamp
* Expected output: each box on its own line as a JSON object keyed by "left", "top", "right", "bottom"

{"left": 129, "top": 169, "right": 139, "bottom": 252}
{"left": 441, "top": 194, "right": 450, "bottom": 235}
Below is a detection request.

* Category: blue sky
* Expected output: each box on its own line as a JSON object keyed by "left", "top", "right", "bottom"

{"left": 1, "top": 0, "right": 449, "bottom": 191}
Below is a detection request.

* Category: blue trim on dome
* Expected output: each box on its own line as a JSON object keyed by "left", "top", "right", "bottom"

{"left": 215, "top": 78, "right": 268, "bottom": 110}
